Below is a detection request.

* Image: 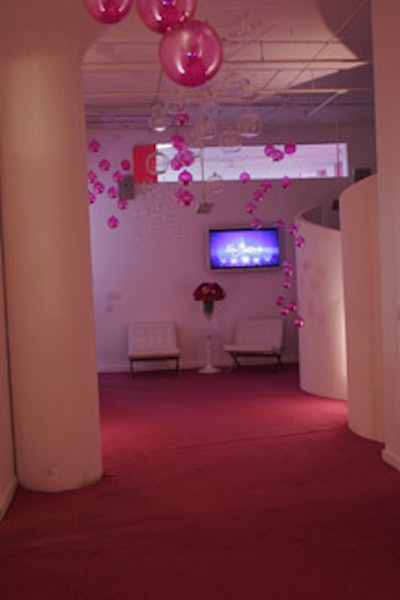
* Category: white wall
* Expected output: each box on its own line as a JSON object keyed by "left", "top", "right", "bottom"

{"left": 87, "top": 121, "right": 376, "bottom": 372}
{"left": 340, "top": 174, "right": 384, "bottom": 441}
{"left": 295, "top": 209, "right": 347, "bottom": 400}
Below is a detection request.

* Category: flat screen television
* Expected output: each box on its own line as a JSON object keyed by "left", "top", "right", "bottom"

{"left": 208, "top": 227, "right": 281, "bottom": 271}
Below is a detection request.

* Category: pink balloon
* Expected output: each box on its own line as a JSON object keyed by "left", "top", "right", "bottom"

{"left": 159, "top": 20, "right": 223, "bottom": 87}
{"left": 136, "top": 0, "right": 197, "bottom": 33}
{"left": 83, "top": 0, "right": 132, "bottom": 24}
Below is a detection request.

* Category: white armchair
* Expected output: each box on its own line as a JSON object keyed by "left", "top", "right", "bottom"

{"left": 128, "top": 321, "right": 181, "bottom": 376}
{"left": 223, "top": 318, "right": 284, "bottom": 371}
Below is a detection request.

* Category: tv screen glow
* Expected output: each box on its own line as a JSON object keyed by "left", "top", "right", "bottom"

{"left": 208, "top": 227, "right": 281, "bottom": 270}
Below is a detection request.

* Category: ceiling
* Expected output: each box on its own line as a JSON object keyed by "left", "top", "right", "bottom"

{"left": 82, "top": 0, "right": 374, "bottom": 132}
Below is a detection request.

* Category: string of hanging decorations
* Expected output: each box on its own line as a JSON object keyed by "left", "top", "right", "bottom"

{"left": 83, "top": 0, "right": 223, "bottom": 87}
{"left": 83, "top": 1, "right": 305, "bottom": 328}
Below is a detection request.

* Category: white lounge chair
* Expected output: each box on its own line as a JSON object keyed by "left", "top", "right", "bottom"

{"left": 224, "top": 318, "right": 284, "bottom": 371}
{"left": 128, "top": 321, "right": 181, "bottom": 376}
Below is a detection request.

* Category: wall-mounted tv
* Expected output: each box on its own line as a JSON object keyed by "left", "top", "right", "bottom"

{"left": 208, "top": 227, "right": 281, "bottom": 271}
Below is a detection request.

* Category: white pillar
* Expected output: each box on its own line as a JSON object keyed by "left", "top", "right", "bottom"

{"left": 0, "top": 229, "right": 16, "bottom": 516}
{"left": 340, "top": 175, "right": 384, "bottom": 442}
{"left": 0, "top": 2, "right": 103, "bottom": 491}
{"left": 371, "top": 0, "right": 400, "bottom": 470}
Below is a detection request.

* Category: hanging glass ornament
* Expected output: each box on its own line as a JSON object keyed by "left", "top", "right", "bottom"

{"left": 195, "top": 115, "right": 217, "bottom": 141}
{"left": 264, "top": 144, "right": 276, "bottom": 158}
{"left": 272, "top": 148, "right": 285, "bottom": 162}
{"left": 170, "top": 155, "right": 184, "bottom": 171}
{"left": 107, "top": 186, "right": 118, "bottom": 199}
{"left": 178, "top": 170, "right": 193, "bottom": 185}
{"left": 107, "top": 215, "right": 120, "bottom": 228}
{"left": 284, "top": 142, "right": 297, "bottom": 155}
{"left": 177, "top": 147, "right": 195, "bottom": 166}
{"left": 260, "top": 179, "right": 272, "bottom": 193}
{"left": 175, "top": 187, "right": 195, "bottom": 206}
{"left": 174, "top": 109, "right": 190, "bottom": 127}
{"left": 88, "top": 139, "right": 101, "bottom": 153}
{"left": 295, "top": 235, "right": 306, "bottom": 248}
{"left": 253, "top": 189, "right": 263, "bottom": 202}
{"left": 149, "top": 105, "right": 172, "bottom": 133}
{"left": 145, "top": 151, "right": 169, "bottom": 176}
{"left": 281, "top": 176, "right": 292, "bottom": 189}
{"left": 207, "top": 172, "right": 223, "bottom": 194}
{"left": 88, "top": 170, "right": 98, "bottom": 184}
{"left": 117, "top": 199, "right": 129, "bottom": 210}
{"left": 93, "top": 181, "right": 105, "bottom": 195}
{"left": 113, "top": 170, "right": 123, "bottom": 182}
{"left": 250, "top": 217, "right": 262, "bottom": 229}
{"left": 99, "top": 158, "right": 111, "bottom": 171}
{"left": 218, "top": 128, "right": 242, "bottom": 154}
{"left": 238, "top": 111, "right": 263, "bottom": 138}
{"left": 246, "top": 201, "right": 257, "bottom": 214}
{"left": 170, "top": 133, "right": 187, "bottom": 150}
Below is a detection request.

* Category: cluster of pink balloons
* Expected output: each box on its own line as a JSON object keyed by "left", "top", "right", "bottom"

{"left": 83, "top": 0, "right": 133, "bottom": 24}
{"left": 136, "top": 0, "right": 223, "bottom": 87}
{"left": 169, "top": 133, "right": 197, "bottom": 206}
{"left": 87, "top": 138, "right": 131, "bottom": 229}
{"left": 86, "top": 134, "right": 306, "bottom": 323}
{"left": 239, "top": 143, "right": 296, "bottom": 230}
{"left": 84, "top": 1, "right": 223, "bottom": 86}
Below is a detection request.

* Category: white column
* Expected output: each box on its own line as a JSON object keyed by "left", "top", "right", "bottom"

{"left": 0, "top": 229, "right": 16, "bottom": 516}
{"left": 340, "top": 175, "right": 384, "bottom": 442}
{"left": 371, "top": 0, "right": 400, "bottom": 470}
{"left": 0, "top": 2, "right": 103, "bottom": 491}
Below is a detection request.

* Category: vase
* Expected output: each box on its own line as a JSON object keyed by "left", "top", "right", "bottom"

{"left": 203, "top": 300, "right": 214, "bottom": 318}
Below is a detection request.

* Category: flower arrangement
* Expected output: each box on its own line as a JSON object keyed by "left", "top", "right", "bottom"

{"left": 193, "top": 282, "right": 226, "bottom": 318}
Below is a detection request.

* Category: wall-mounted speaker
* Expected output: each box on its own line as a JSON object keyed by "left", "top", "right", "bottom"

{"left": 118, "top": 175, "right": 135, "bottom": 199}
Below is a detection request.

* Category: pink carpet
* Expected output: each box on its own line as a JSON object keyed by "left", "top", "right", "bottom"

{"left": 1, "top": 365, "right": 400, "bottom": 599}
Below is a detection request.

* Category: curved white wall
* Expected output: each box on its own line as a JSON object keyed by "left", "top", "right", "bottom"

{"left": 295, "top": 208, "right": 347, "bottom": 400}
{"left": 340, "top": 175, "right": 384, "bottom": 441}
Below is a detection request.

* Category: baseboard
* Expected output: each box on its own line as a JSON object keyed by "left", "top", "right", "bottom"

{"left": 97, "top": 361, "right": 200, "bottom": 373}
{"left": 282, "top": 354, "right": 299, "bottom": 365}
{"left": 97, "top": 362, "right": 130, "bottom": 373}
{"left": 0, "top": 476, "right": 17, "bottom": 521}
{"left": 382, "top": 447, "right": 400, "bottom": 472}
{"left": 97, "top": 357, "right": 299, "bottom": 374}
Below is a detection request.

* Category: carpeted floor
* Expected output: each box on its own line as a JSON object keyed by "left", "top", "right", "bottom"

{"left": 1, "top": 365, "right": 400, "bottom": 599}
